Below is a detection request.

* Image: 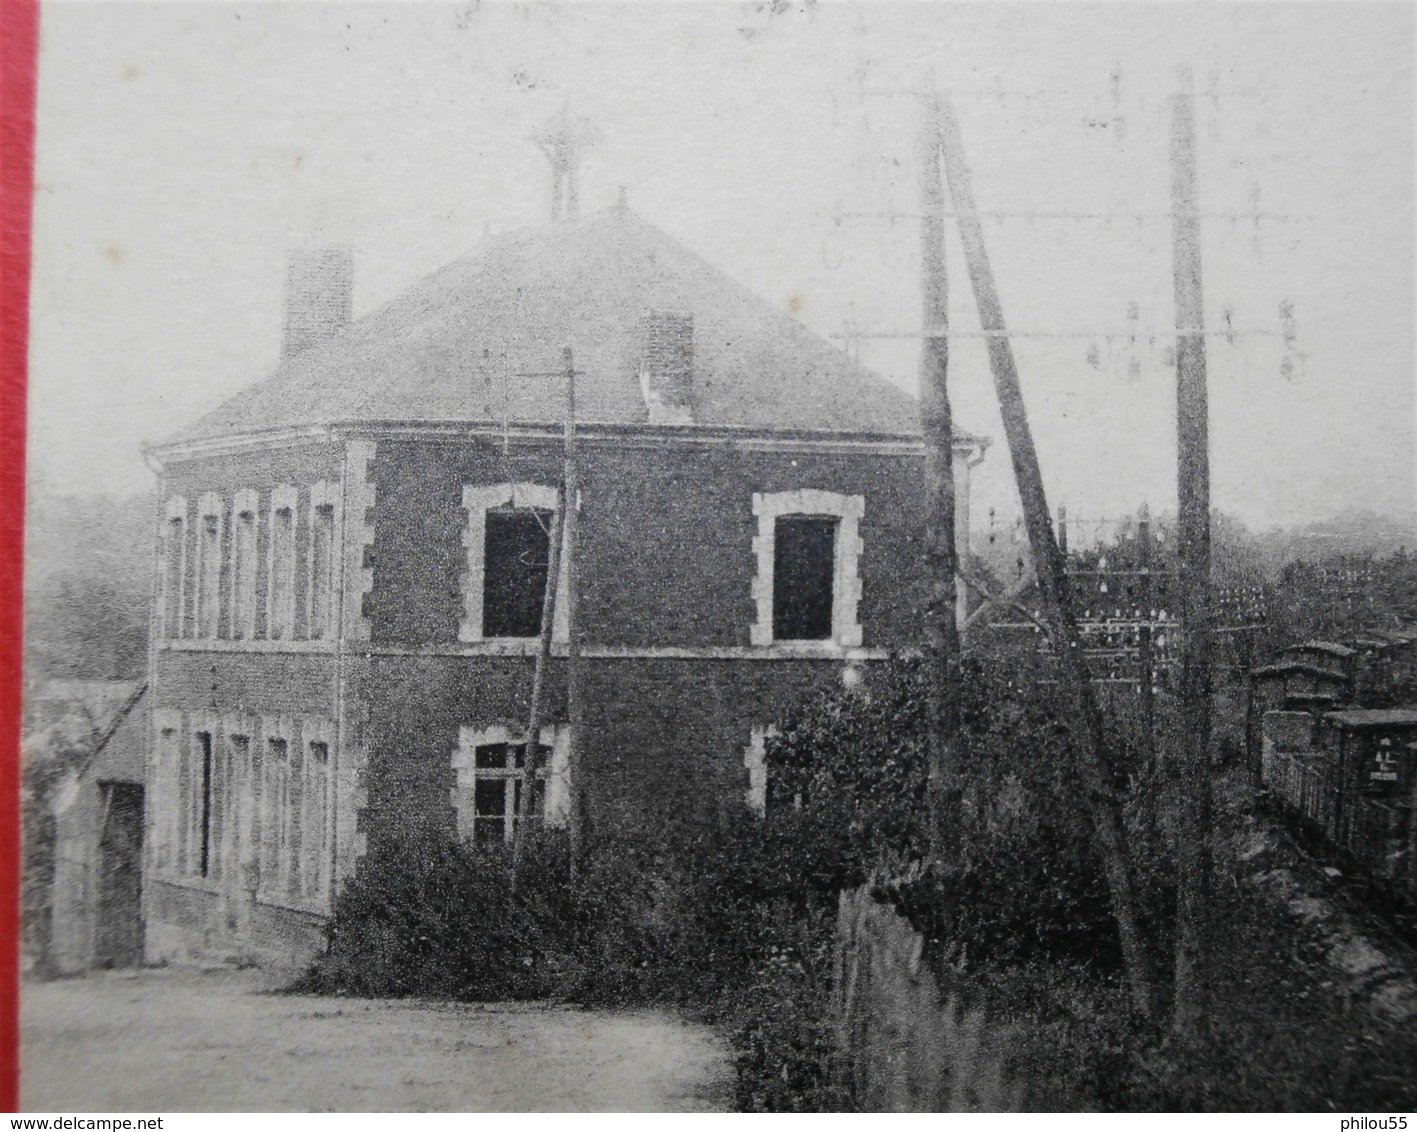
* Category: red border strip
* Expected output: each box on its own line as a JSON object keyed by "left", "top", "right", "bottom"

{"left": 0, "top": 0, "right": 39, "bottom": 1112}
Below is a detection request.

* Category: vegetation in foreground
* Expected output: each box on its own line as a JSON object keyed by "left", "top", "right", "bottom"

{"left": 299, "top": 653, "right": 1417, "bottom": 1111}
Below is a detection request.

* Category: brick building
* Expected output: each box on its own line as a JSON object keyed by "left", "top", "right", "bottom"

{"left": 143, "top": 203, "right": 986, "bottom": 966}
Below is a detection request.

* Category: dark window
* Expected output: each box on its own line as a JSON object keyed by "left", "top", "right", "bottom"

{"left": 483, "top": 509, "right": 552, "bottom": 638}
{"left": 470, "top": 742, "right": 550, "bottom": 844}
{"left": 197, "top": 731, "right": 213, "bottom": 878}
{"left": 773, "top": 516, "right": 837, "bottom": 640}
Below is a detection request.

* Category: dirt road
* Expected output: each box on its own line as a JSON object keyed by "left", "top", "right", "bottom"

{"left": 21, "top": 969, "right": 732, "bottom": 1112}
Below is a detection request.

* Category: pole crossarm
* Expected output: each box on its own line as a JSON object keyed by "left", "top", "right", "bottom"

{"left": 829, "top": 328, "right": 1288, "bottom": 341}
{"left": 829, "top": 208, "right": 1294, "bottom": 223}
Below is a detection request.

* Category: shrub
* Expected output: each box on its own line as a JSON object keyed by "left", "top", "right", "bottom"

{"left": 765, "top": 654, "right": 1168, "bottom": 975}
{"left": 297, "top": 827, "right": 574, "bottom": 1001}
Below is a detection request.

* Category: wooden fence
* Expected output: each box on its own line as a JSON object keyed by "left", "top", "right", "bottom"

{"left": 832, "top": 886, "right": 1029, "bottom": 1111}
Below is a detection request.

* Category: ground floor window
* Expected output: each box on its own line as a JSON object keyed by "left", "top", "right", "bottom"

{"left": 453, "top": 724, "right": 570, "bottom": 844}
{"left": 155, "top": 712, "right": 335, "bottom": 912}
{"left": 744, "top": 724, "right": 780, "bottom": 816}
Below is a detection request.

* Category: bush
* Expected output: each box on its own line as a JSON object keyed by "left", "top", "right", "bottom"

{"left": 298, "top": 812, "right": 825, "bottom": 1011}
{"left": 296, "top": 827, "right": 575, "bottom": 1001}
{"left": 728, "top": 903, "right": 852, "bottom": 1112}
{"left": 766, "top": 654, "right": 1170, "bottom": 975}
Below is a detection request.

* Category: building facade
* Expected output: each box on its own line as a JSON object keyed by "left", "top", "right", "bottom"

{"left": 143, "top": 204, "right": 985, "bottom": 966}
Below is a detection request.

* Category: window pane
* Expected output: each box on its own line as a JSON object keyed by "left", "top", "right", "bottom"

{"left": 773, "top": 516, "right": 837, "bottom": 640}
{"left": 197, "top": 732, "right": 213, "bottom": 878}
{"left": 483, "top": 509, "right": 551, "bottom": 638}
{"left": 474, "top": 743, "right": 510, "bottom": 770}
{"left": 474, "top": 778, "right": 506, "bottom": 817}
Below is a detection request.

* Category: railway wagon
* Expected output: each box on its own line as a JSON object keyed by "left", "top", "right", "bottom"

{"left": 1261, "top": 707, "right": 1417, "bottom": 903}
{"left": 1323, "top": 709, "right": 1417, "bottom": 895}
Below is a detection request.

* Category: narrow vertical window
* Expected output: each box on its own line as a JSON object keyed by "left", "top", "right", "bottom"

{"left": 165, "top": 519, "right": 184, "bottom": 631}
{"left": 197, "top": 731, "right": 214, "bottom": 878}
{"left": 268, "top": 501, "right": 296, "bottom": 640}
{"left": 772, "top": 516, "right": 838, "bottom": 641}
{"left": 308, "top": 504, "right": 335, "bottom": 640}
{"left": 197, "top": 509, "right": 222, "bottom": 639}
{"left": 231, "top": 498, "right": 258, "bottom": 640}
{"left": 751, "top": 490, "right": 864, "bottom": 648}
{"left": 264, "top": 736, "right": 290, "bottom": 895}
{"left": 459, "top": 484, "right": 565, "bottom": 645}
{"left": 154, "top": 720, "right": 180, "bottom": 871}
{"left": 483, "top": 508, "right": 552, "bottom": 639}
{"left": 304, "top": 740, "right": 330, "bottom": 899}
{"left": 162, "top": 501, "right": 188, "bottom": 643}
{"left": 229, "top": 734, "right": 253, "bottom": 891}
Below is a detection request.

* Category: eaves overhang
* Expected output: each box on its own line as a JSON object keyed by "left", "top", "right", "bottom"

{"left": 145, "top": 418, "right": 990, "bottom": 471}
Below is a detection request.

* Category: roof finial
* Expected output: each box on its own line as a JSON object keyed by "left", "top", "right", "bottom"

{"left": 533, "top": 101, "right": 602, "bottom": 222}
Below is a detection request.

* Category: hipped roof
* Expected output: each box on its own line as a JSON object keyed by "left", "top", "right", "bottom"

{"left": 170, "top": 206, "right": 963, "bottom": 447}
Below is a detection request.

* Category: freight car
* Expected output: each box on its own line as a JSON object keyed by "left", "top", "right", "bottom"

{"left": 1260, "top": 706, "right": 1417, "bottom": 904}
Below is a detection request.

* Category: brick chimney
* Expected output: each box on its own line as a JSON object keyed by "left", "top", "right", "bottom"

{"left": 639, "top": 309, "right": 694, "bottom": 425}
{"left": 281, "top": 246, "right": 353, "bottom": 360}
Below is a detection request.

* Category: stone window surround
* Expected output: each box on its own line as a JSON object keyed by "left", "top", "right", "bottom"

{"left": 451, "top": 722, "right": 571, "bottom": 843}
{"left": 744, "top": 723, "right": 780, "bottom": 817}
{"left": 149, "top": 709, "right": 336, "bottom": 915}
{"left": 185, "top": 711, "right": 220, "bottom": 882}
{"left": 306, "top": 479, "right": 339, "bottom": 641}
{"left": 459, "top": 483, "right": 569, "bottom": 645}
{"left": 750, "top": 489, "right": 865, "bottom": 648}
{"left": 150, "top": 709, "right": 183, "bottom": 874}
{"left": 299, "top": 717, "right": 335, "bottom": 911}
{"left": 160, "top": 496, "right": 188, "bottom": 640}
{"left": 229, "top": 489, "right": 260, "bottom": 641}
{"left": 265, "top": 484, "right": 299, "bottom": 642}
{"left": 194, "top": 492, "right": 224, "bottom": 641}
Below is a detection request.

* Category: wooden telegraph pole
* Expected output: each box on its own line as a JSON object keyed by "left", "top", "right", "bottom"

{"left": 936, "top": 90, "right": 1154, "bottom": 1019}
{"left": 561, "top": 346, "right": 584, "bottom": 859}
{"left": 515, "top": 494, "right": 564, "bottom": 866}
{"left": 918, "top": 88, "right": 963, "bottom": 858}
{"left": 1137, "top": 503, "right": 1157, "bottom": 770}
{"left": 1170, "top": 67, "right": 1214, "bottom": 1040}
{"left": 515, "top": 347, "right": 583, "bottom": 865}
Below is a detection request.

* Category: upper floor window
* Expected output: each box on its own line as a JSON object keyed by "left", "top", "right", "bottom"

{"left": 484, "top": 507, "right": 553, "bottom": 638}
{"left": 161, "top": 497, "right": 187, "bottom": 639}
{"left": 267, "top": 485, "right": 298, "bottom": 641}
{"left": 460, "top": 484, "right": 567, "bottom": 644}
{"left": 751, "top": 490, "right": 864, "bottom": 647}
{"left": 307, "top": 481, "right": 338, "bottom": 640}
{"left": 193, "top": 494, "right": 225, "bottom": 640}
{"left": 230, "top": 490, "right": 258, "bottom": 640}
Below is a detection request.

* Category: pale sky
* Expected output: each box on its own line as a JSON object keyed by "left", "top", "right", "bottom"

{"left": 27, "top": 1, "right": 1416, "bottom": 533}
